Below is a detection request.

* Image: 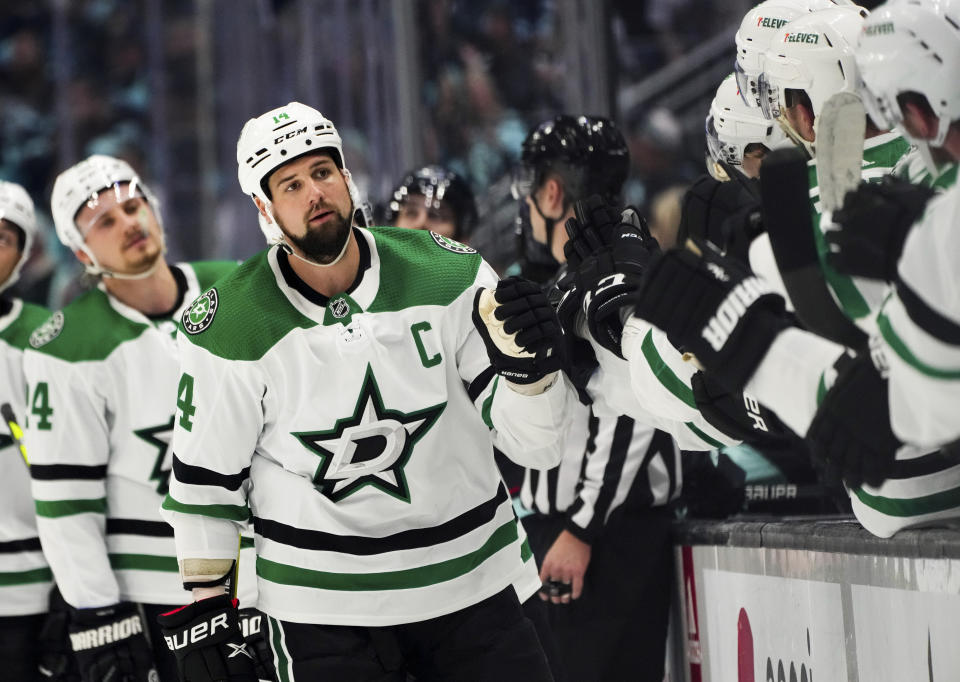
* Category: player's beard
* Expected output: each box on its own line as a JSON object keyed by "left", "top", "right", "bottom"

{"left": 279, "top": 204, "right": 353, "bottom": 265}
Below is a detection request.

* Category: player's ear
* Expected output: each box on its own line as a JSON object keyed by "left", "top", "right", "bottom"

{"left": 543, "top": 176, "right": 565, "bottom": 215}
{"left": 75, "top": 249, "right": 92, "bottom": 266}
{"left": 253, "top": 196, "right": 272, "bottom": 223}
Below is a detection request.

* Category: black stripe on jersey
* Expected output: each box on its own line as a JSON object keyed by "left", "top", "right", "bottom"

{"left": 277, "top": 229, "right": 371, "bottom": 307}
{"left": 567, "top": 414, "right": 600, "bottom": 519}
{"left": 172, "top": 454, "right": 249, "bottom": 491}
{"left": 896, "top": 277, "right": 960, "bottom": 345}
{"left": 253, "top": 484, "right": 509, "bottom": 554}
{"left": 882, "top": 447, "right": 960, "bottom": 480}
{"left": 0, "top": 537, "right": 43, "bottom": 553}
{"left": 467, "top": 367, "right": 496, "bottom": 403}
{"left": 106, "top": 518, "right": 175, "bottom": 537}
{"left": 589, "top": 416, "right": 634, "bottom": 524}
{"left": 30, "top": 464, "right": 107, "bottom": 480}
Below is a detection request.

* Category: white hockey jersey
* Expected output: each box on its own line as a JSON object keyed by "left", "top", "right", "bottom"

{"left": 0, "top": 297, "right": 52, "bottom": 616}
{"left": 23, "top": 262, "right": 258, "bottom": 609}
{"left": 162, "top": 228, "right": 572, "bottom": 626}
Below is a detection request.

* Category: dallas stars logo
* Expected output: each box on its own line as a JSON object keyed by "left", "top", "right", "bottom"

{"left": 134, "top": 416, "right": 175, "bottom": 495}
{"left": 292, "top": 364, "right": 445, "bottom": 503}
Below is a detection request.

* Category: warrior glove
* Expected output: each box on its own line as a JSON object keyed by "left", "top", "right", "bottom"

{"left": 563, "top": 196, "right": 659, "bottom": 358}
{"left": 807, "top": 353, "right": 899, "bottom": 489}
{"left": 67, "top": 602, "right": 156, "bottom": 682}
{"left": 827, "top": 177, "right": 936, "bottom": 282}
{"left": 157, "top": 595, "right": 257, "bottom": 682}
{"left": 473, "top": 276, "right": 564, "bottom": 391}
{"left": 631, "top": 240, "right": 791, "bottom": 392}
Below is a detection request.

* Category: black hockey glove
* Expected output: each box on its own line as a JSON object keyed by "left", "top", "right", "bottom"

{"left": 37, "top": 586, "right": 81, "bottom": 680}
{"left": 67, "top": 602, "right": 157, "bottom": 682}
{"left": 473, "top": 276, "right": 564, "bottom": 385}
{"left": 237, "top": 608, "right": 275, "bottom": 682}
{"left": 826, "top": 176, "right": 936, "bottom": 282}
{"left": 691, "top": 371, "right": 793, "bottom": 447}
{"left": 550, "top": 274, "right": 598, "bottom": 404}
{"left": 632, "top": 240, "right": 792, "bottom": 392}
{"left": 158, "top": 595, "right": 257, "bottom": 682}
{"left": 564, "top": 196, "right": 659, "bottom": 358}
{"left": 806, "top": 353, "right": 900, "bottom": 489}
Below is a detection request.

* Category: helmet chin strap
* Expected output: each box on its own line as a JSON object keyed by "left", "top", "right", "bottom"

{"left": 85, "top": 226, "right": 168, "bottom": 280}
{"left": 777, "top": 116, "right": 814, "bottom": 159}
{"left": 529, "top": 194, "right": 565, "bottom": 255}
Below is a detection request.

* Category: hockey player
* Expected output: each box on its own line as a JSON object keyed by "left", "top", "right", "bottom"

{"left": 158, "top": 102, "right": 572, "bottom": 681}
{"left": 512, "top": 114, "right": 681, "bottom": 682}
{"left": 385, "top": 165, "right": 478, "bottom": 242}
{"left": 0, "top": 181, "right": 53, "bottom": 681}
{"left": 707, "top": 73, "right": 787, "bottom": 181}
{"left": 756, "top": 4, "right": 911, "bottom": 334}
{"left": 828, "top": 0, "right": 960, "bottom": 452}
{"left": 734, "top": 0, "right": 860, "bottom": 110}
{"left": 22, "top": 155, "right": 266, "bottom": 681}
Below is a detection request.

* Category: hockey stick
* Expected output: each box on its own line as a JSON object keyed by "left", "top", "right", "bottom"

{"left": 760, "top": 146, "right": 868, "bottom": 350}
{"left": 1, "top": 402, "right": 29, "bottom": 467}
{"left": 816, "top": 92, "right": 867, "bottom": 214}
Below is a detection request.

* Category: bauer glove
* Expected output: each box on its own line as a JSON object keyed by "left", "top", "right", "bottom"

{"left": 157, "top": 595, "right": 257, "bottom": 682}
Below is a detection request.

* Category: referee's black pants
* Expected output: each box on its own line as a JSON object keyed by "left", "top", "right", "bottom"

{"left": 524, "top": 509, "right": 673, "bottom": 682}
{"left": 266, "top": 585, "right": 554, "bottom": 681}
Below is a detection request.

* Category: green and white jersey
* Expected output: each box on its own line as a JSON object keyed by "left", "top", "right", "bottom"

{"left": 22, "top": 261, "right": 260, "bottom": 609}
{"left": 595, "top": 318, "right": 738, "bottom": 452}
{"left": 809, "top": 131, "right": 911, "bottom": 335}
{"left": 0, "top": 297, "right": 53, "bottom": 616}
{"left": 891, "top": 149, "right": 959, "bottom": 190}
{"left": 879, "top": 184, "right": 960, "bottom": 449}
{"left": 162, "top": 228, "right": 571, "bottom": 627}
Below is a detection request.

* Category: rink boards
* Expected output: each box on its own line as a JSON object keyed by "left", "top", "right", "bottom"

{"left": 669, "top": 518, "right": 960, "bottom": 682}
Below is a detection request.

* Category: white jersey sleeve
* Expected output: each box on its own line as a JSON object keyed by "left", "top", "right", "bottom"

{"left": 879, "top": 188, "right": 960, "bottom": 448}
{"left": 24, "top": 346, "right": 119, "bottom": 608}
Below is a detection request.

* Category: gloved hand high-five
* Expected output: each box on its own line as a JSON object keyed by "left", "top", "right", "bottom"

{"left": 473, "top": 276, "right": 564, "bottom": 390}
{"left": 563, "top": 195, "right": 659, "bottom": 358}
{"left": 631, "top": 240, "right": 792, "bottom": 392}
{"left": 826, "top": 176, "right": 936, "bottom": 282}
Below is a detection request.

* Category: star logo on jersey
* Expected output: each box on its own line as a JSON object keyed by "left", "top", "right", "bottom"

{"left": 134, "top": 416, "right": 175, "bottom": 495}
{"left": 182, "top": 289, "right": 218, "bottom": 335}
{"left": 292, "top": 364, "right": 445, "bottom": 503}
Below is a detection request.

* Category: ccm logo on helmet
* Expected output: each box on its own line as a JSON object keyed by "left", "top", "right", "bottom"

{"left": 701, "top": 277, "right": 774, "bottom": 351}
{"left": 274, "top": 127, "right": 307, "bottom": 144}
{"left": 164, "top": 613, "right": 230, "bottom": 651}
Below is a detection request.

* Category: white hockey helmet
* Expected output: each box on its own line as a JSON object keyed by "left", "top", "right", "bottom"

{"left": 735, "top": 0, "right": 861, "bottom": 108}
{"left": 236, "top": 102, "right": 363, "bottom": 245}
{"left": 50, "top": 154, "right": 164, "bottom": 276}
{"left": 759, "top": 5, "right": 868, "bottom": 154}
{"left": 707, "top": 73, "right": 788, "bottom": 174}
{"left": 0, "top": 180, "right": 37, "bottom": 292}
{"left": 857, "top": 0, "right": 960, "bottom": 150}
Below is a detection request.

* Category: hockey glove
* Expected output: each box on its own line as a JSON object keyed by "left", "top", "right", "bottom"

{"left": 238, "top": 608, "right": 275, "bottom": 682}
{"left": 551, "top": 273, "right": 598, "bottom": 404}
{"left": 67, "top": 602, "right": 157, "bottom": 682}
{"left": 158, "top": 595, "right": 257, "bottom": 682}
{"left": 826, "top": 177, "right": 936, "bottom": 282}
{"left": 37, "top": 586, "right": 81, "bottom": 680}
{"left": 691, "top": 371, "right": 793, "bottom": 447}
{"left": 473, "top": 276, "right": 564, "bottom": 387}
{"left": 632, "top": 240, "right": 792, "bottom": 392}
{"left": 806, "top": 353, "right": 899, "bottom": 489}
{"left": 564, "top": 197, "right": 659, "bottom": 358}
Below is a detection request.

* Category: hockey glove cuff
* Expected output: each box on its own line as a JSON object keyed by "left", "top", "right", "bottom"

{"left": 827, "top": 177, "right": 936, "bottom": 282}
{"left": 473, "top": 276, "right": 564, "bottom": 387}
{"left": 158, "top": 595, "right": 257, "bottom": 682}
{"left": 632, "top": 240, "right": 792, "bottom": 392}
{"left": 691, "top": 370, "right": 793, "bottom": 446}
{"left": 68, "top": 602, "right": 157, "bottom": 682}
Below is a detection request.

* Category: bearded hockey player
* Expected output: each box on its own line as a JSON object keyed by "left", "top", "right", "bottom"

{"left": 22, "top": 156, "right": 266, "bottom": 681}
{"left": 0, "top": 181, "right": 53, "bottom": 680}
{"left": 158, "top": 102, "right": 573, "bottom": 681}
